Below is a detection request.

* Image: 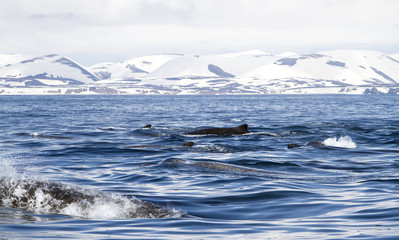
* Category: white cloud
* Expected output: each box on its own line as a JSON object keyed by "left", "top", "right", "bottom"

{"left": 0, "top": 0, "right": 398, "bottom": 65}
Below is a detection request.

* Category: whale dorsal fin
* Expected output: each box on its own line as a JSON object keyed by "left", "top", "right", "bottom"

{"left": 236, "top": 124, "right": 249, "bottom": 133}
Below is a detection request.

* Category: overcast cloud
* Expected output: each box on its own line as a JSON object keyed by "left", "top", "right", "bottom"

{"left": 0, "top": 0, "right": 398, "bottom": 65}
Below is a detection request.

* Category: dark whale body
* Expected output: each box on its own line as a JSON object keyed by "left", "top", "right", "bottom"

{"left": 0, "top": 177, "right": 181, "bottom": 218}
{"left": 288, "top": 141, "right": 324, "bottom": 149}
{"left": 186, "top": 124, "right": 249, "bottom": 136}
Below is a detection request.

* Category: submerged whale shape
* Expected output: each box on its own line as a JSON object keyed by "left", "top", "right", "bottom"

{"left": 186, "top": 124, "right": 250, "bottom": 136}
{"left": 125, "top": 141, "right": 194, "bottom": 149}
{"left": 160, "top": 158, "right": 287, "bottom": 178}
{"left": 0, "top": 177, "right": 182, "bottom": 219}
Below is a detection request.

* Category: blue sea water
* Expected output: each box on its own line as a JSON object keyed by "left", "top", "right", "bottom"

{"left": 0, "top": 95, "right": 399, "bottom": 239}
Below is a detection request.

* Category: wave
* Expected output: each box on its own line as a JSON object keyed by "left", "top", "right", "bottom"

{"left": 231, "top": 118, "right": 243, "bottom": 122}
{"left": 193, "top": 144, "right": 238, "bottom": 153}
{"left": 0, "top": 177, "right": 183, "bottom": 219}
{"left": 100, "top": 126, "right": 128, "bottom": 131}
{"left": 247, "top": 131, "right": 280, "bottom": 137}
{"left": 15, "top": 132, "right": 74, "bottom": 140}
{"left": 322, "top": 136, "right": 357, "bottom": 149}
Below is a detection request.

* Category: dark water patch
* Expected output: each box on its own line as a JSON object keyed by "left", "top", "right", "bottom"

{"left": 351, "top": 148, "right": 399, "bottom": 155}
{"left": 189, "top": 190, "right": 339, "bottom": 220}
{"left": 348, "top": 207, "right": 399, "bottom": 221}
{"left": 205, "top": 189, "right": 317, "bottom": 203}
{"left": 42, "top": 145, "right": 133, "bottom": 157}
{"left": 360, "top": 178, "right": 399, "bottom": 185}
{"left": 14, "top": 140, "right": 48, "bottom": 148}
{"left": 304, "top": 158, "right": 385, "bottom": 172}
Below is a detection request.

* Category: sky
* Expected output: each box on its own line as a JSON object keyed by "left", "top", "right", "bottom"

{"left": 0, "top": 0, "right": 398, "bottom": 65}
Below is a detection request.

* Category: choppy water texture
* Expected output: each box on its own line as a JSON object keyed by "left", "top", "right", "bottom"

{"left": 1, "top": 95, "right": 399, "bottom": 239}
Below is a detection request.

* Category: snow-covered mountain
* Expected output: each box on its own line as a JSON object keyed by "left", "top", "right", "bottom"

{"left": 0, "top": 54, "right": 99, "bottom": 88}
{"left": 1, "top": 50, "right": 399, "bottom": 94}
{"left": 90, "top": 54, "right": 183, "bottom": 81}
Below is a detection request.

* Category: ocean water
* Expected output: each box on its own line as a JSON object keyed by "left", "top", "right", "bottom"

{"left": 0, "top": 95, "right": 399, "bottom": 239}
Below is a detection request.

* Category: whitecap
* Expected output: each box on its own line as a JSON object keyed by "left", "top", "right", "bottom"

{"left": 101, "top": 126, "right": 127, "bottom": 131}
{"left": 322, "top": 136, "right": 357, "bottom": 149}
{"left": 231, "top": 118, "right": 243, "bottom": 122}
{"left": 32, "top": 132, "right": 40, "bottom": 137}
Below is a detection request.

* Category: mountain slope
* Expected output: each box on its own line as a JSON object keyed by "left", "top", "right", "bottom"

{"left": 91, "top": 50, "right": 399, "bottom": 94}
{"left": 91, "top": 50, "right": 399, "bottom": 85}
{"left": 0, "top": 54, "right": 100, "bottom": 87}
{"left": 89, "top": 54, "right": 183, "bottom": 81}
{"left": 1, "top": 50, "right": 398, "bottom": 94}
{"left": 240, "top": 50, "right": 399, "bottom": 89}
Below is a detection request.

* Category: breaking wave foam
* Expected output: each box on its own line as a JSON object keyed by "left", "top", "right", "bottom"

{"left": 322, "top": 136, "right": 357, "bottom": 149}
{"left": 0, "top": 159, "right": 182, "bottom": 219}
{"left": 0, "top": 177, "right": 183, "bottom": 219}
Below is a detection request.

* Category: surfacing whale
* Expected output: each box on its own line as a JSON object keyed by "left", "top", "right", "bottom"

{"left": 287, "top": 141, "right": 324, "bottom": 149}
{"left": 160, "top": 158, "right": 287, "bottom": 178}
{"left": 186, "top": 124, "right": 250, "bottom": 136}
{"left": 159, "top": 159, "right": 352, "bottom": 183}
{"left": 0, "top": 177, "right": 183, "bottom": 219}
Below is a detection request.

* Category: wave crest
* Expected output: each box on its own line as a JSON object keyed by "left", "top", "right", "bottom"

{"left": 322, "top": 136, "right": 357, "bottom": 149}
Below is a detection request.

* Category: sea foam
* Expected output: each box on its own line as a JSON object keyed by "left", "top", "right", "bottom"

{"left": 322, "top": 136, "right": 357, "bottom": 149}
{"left": 0, "top": 159, "right": 182, "bottom": 219}
{"left": 0, "top": 176, "right": 183, "bottom": 219}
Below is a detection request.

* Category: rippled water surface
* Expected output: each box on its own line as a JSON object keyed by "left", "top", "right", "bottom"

{"left": 1, "top": 95, "right": 399, "bottom": 239}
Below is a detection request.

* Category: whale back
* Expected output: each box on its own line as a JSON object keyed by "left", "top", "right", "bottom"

{"left": 186, "top": 124, "right": 249, "bottom": 136}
